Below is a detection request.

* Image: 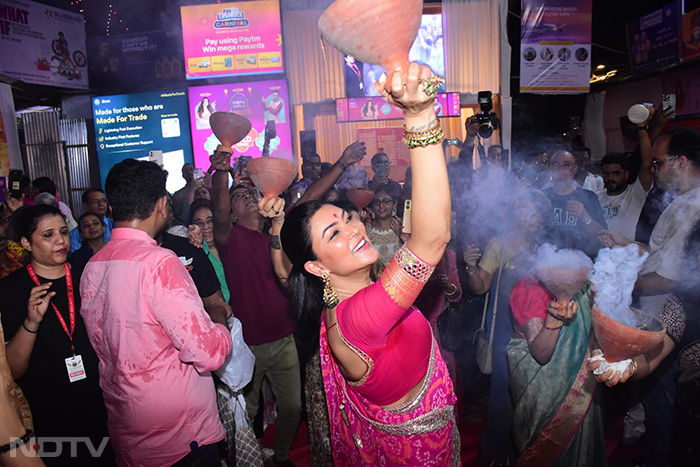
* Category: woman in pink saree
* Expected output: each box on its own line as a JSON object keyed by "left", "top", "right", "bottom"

{"left": 276, "top": 63, "right": 460, "bottom": 465}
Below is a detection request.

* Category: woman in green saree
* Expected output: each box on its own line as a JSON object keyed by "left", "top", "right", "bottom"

{"left": 508, "top": 278, "right": 606, "bottom": 466}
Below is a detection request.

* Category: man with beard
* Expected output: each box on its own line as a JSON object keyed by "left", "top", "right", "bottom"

{"left": 80, "top": 159, "right": 232, "bottom": 466}
{"left": 596, "top": 151, "right": 653, "bottom": 240}
{"left": 635, "top": 128, "right": 700, "bottom": 302}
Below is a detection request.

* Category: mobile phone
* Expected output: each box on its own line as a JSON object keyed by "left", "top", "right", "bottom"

{"left": 8, "top": 169, "right": 23, "bottom": 199}
{"left": 148, "top": 150, "right": 163, "bottom": 166}
{"left": 403, "top": 199, "right": 412, "bottom": 234}
{"left": 194, "top": 168, "right": 204, "bottom": 181}
{"left": 662, "top": 93, "right": 676, "bottom": 120}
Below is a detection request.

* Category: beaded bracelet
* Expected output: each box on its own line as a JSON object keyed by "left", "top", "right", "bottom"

{"left": 402, "top": 119, "right": 444, "bottom": 149}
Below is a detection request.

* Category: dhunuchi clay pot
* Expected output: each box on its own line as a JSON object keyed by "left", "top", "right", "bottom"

{"left": 592, "top": 304, "right": 666, "bottom": 363}
{"left": 209, "top": 112, "right": 252, "bottom": 151}
{"left": 246, "top": 157, "right": 298, "bottom": 199}
{"left": 346, "top": 189, "right": 375, "bottom": 211}
{"left": 318, "top": 0, "right": 423, "bottom": 74}
{"left": 535, "top": 266, "right": 591, "bottom": 301}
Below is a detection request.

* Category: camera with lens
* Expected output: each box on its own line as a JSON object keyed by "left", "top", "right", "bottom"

{"left": 474, "top": 90, "right": 500, "bottom": 139}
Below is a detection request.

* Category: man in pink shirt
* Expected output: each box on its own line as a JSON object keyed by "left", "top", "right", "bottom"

{"left": 80, "top": 159, "right": 232, "bottom": 467}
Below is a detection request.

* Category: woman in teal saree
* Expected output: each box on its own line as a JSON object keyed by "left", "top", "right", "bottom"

{"left": 508, "top": 278, "right": 606, "bottom": 467}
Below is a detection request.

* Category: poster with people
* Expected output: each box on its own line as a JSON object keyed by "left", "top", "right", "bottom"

{"left": 187, "top": 79, "right": 292, "bottom": 170}
{"left": 626, "top": 2, "right": 679, "bottom": 75}
{"left": 520, "top": 0, "right": 592, "bottom": 94}
{"left": 681, "top": 5, "right": 700, "bottom": 61}
{"left": 0, "top": 0, "right": 88, "bottom": 89}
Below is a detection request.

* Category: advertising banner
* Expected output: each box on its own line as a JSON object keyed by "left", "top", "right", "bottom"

{"left": 181, "top": 0, "right": 283, "bottom": 80}
{"left": 680, "top": 5, "right": 700, "bottom": 61}
{"left": 336, "top": 93, "right": 460, "bottom": 123}
{"left": 88, "top": 31, "right": 184, "bottom": 90}
{"left": 91, "top": 90, "right": 194, "bottom": 192}
{"left": 188, "top": 79, "right": 292, "bottom": 170}
{"left": 346, "top": 14, "right": 444, "bottom": 98}
{"left": 627, "top": 2, "right": 679, "bottom": 75}
{"left": 0, "top": 0, "right": 88, "bottom": 89}
{"left": 520, "top": 0, "right": 592, "bottom": 94}
{"left": 0, "top": 83, "right": 22, "bottom": 175}
{"left": 357, "top": 128, "right": 410, "bottom": 168}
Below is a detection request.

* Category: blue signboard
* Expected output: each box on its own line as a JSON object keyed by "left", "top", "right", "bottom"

{"left": 627, "top": 2, "right": 679, "bottom": 76}
{"left": 91, "top": 89, "right": 194, "bottom": 193}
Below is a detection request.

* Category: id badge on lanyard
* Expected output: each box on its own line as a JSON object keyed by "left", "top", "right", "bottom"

{"left": 27, "top": 264, "right": 86, "bottom": 383}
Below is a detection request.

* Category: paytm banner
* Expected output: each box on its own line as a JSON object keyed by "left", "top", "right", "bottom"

{"left": 0, "top": 0, "right": 88, "bottom": 89}
{"left": 520, "top": 0, "right": 592, "bottom": 94}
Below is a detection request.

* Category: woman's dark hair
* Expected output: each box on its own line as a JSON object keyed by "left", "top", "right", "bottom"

{"left": 15, "top": 205, "right": 64, "bottom": 244}
{"left": 32, "top": 176, "right": 57, "bottom": 195}
{"left": 281, "top": 200, "right": 330, "bottom": 365}
{"left": 189, "top": 198, "right": 214, "bottom": 224}
{"left": 197, "top": 98, "right": 212, "bottom": 119}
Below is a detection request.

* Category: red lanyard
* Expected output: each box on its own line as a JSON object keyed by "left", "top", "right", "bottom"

{"left": 26, "top": 263, "right": 76, "bottom": 353}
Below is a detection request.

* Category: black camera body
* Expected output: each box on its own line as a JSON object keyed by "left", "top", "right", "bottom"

{"left": 475, "top": 90, "right": 499, "bottom": 139}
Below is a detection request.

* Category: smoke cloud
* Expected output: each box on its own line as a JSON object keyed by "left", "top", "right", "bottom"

{"left": 589, "top": 244, "right": 649, "bottom": 327}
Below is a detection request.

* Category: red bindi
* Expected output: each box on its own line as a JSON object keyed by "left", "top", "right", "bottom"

{"left": 333, "top": 213, "right": 339, "bottom": 219}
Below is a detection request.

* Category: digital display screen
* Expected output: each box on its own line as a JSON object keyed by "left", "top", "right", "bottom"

{"left": 91, "top": 90, "right": 194, "bottom": 193}
{"left": 188, "top": 79, "right": 292, "bottom": 169}
{"left": 345, "top": 14, "right": 444, "bottom": 98}
{"left": 181, "top": 0, "right": 284, "bottom": 80}
{"left": 336, "top": 93, "right": 460, "bottom": 123}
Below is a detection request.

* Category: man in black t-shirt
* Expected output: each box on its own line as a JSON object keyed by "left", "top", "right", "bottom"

{"left": 544, "top": 150, "right": 607, "bottom": 257}
{"left": 160, "top": 231, "right": 230, "bottom": 325}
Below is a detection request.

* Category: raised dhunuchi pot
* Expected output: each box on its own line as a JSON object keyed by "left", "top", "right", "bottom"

{"left": 592, "top": 305, "right": 666, "bottom": 362}
{"left": 318, "top": 0, "right": 424, "bottom": 86}
{"left": 246, "top": 157, "right": 298, "bottom": 199}
{"left": 209, "top": 112, "right": 252, "bottom": 152}
{"left": 210, "top": 112, "right": 297, "bottom": 198}
{"left": 346, "top": 189, "right": 375, "bottom": 211}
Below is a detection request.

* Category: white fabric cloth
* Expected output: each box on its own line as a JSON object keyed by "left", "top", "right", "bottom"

{"left": 596, "top": 178, "right": 650, "bottom": 240}
{"left": 582, "top": 172, "right": 604, "bottom": 193}
{"left": 588, "top": 353, "right": 633, "bottom": 374}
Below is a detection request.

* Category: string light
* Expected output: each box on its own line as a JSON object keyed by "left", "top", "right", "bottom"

{"left": 63, "top": 0, "right": 129, "bottom": 35}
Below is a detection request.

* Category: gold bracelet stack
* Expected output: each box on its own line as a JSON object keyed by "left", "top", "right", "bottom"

{"left": 402, "top": 119, "right": 444, "bottom": 149}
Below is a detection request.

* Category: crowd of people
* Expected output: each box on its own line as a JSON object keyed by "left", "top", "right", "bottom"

{"left": 1, "top": 63, "right": 699, "bottom": 467}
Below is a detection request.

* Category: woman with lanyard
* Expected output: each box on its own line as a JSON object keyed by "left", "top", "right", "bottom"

{"left": 0, "top": 205, "right": 113, "bottom": 466}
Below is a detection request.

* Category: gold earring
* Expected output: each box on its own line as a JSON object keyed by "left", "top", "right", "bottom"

{"left": 321, "top": 271, "right": 339, "bottom": 308}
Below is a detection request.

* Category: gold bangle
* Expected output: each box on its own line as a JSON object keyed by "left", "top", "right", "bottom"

{"left": 629, "top": 359, "right": 638, "bottom": 377}
{"left": 402, "top": 119, "right": 444, "bottom": 149}
{"left": 445, "top": 283, "right": 458, "bottom": 296}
